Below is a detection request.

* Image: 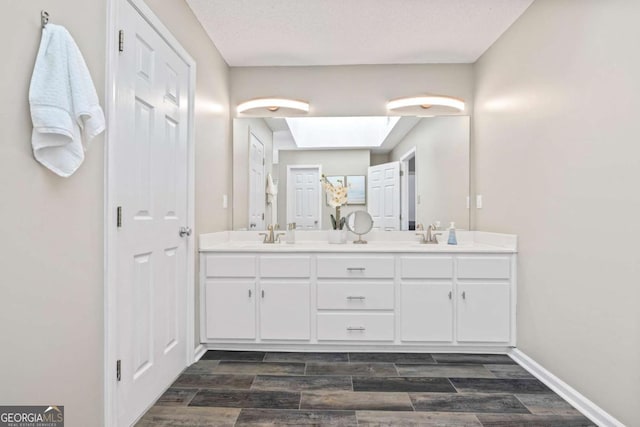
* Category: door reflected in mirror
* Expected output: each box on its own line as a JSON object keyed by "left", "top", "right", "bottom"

{"left": 232, "top": 116, "right": 470, "bottom": 231}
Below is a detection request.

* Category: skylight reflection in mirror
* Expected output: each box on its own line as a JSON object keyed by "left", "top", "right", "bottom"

{"left": 285, "top": 116, "right": 400, "bottom": 149}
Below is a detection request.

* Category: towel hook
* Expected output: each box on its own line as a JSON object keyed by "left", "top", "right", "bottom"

{"left": 41, "top": 10, "right": 49, "bottom": 29}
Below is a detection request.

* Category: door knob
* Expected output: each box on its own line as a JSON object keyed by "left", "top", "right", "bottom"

{"left": 179, "top": 226, "right": 192, "bottom": 237}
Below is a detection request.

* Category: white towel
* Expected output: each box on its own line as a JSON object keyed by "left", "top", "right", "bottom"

{"left": 29, "top": 24, "right": 105, "bottom": 177}
{"left": 266, "top": 173, "right": 278, "bottom": 204}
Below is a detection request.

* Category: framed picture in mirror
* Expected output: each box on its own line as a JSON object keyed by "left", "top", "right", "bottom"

{"left": 346, "top": 175, "right": 366, "bottom": 205}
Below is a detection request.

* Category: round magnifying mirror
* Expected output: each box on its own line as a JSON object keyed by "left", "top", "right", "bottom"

{"left": 346, "top": 210, "right": 374, "bottom": 244}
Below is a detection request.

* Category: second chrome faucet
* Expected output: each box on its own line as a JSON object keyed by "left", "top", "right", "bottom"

{"left": 259, "top": 224, "right": 286, "bottom": 244}
{"left": 416, "top": 223, "right": 443, "bottom": 244}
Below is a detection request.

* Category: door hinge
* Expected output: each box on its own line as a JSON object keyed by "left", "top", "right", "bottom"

{"left": 261, "top": 213, "right": 264, "bottom": 220}
{"left": 116, "top": 360, "right": 121, "bottom": 381}
{"left": 400, "top": 170, "right": 404, "bottom": 176}
{"left": 118, "top": 30, "right": 124, "bottom": 52}
{"left": 116, "top": 206, "right": 122, "bottom": 228}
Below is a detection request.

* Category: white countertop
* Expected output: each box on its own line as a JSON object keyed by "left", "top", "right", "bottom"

{"left": 199, "top": 230, "right": 517, "bottom": 254}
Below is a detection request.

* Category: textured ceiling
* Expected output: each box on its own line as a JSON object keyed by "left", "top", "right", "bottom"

{"left": 185, "top": 0, "right": 534, "bottom": 66}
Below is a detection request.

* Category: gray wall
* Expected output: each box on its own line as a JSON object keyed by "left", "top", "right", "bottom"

{"left": 391, "top": 116, "right": 470, "bottom": 229}
{"left": 277, "top": 150, "right": 370, "bottom": 230}
{"left": 370, "top": 153, "right": 390, "bottom": 166}
{"left": 473, "top": 0, "right": 640, "bottom": 424}
{"left": 0, "top": 1, "right": 230, "bottom": 426}
{"left": 0, "top": 3, "right": 106, "bottom": 426}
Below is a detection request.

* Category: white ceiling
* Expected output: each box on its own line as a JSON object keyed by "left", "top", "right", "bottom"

{"left": 185, "top": 0, "right": 534, "bottom": 66}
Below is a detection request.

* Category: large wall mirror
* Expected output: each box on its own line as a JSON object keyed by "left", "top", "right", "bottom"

{"left": 233, "top": 116, "right": 470, "bottom": 231}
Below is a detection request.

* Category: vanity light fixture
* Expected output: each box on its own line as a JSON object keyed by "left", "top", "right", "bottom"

{"left": 237, "top": 98, "right": 310, "bottom": 114}
{"left": 387, "top": 95, "right": 465, "bottom": 113}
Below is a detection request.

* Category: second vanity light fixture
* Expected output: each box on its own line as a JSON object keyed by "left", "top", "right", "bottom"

{"left": 237, "top": 98, "right": 310, "bottom": 114}
{"left": 387, "top": 95, "right": 465, "bottom": 113}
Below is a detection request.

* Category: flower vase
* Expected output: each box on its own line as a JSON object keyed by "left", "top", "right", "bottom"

{"left": 328, "top": 229, "right": 347, "bottom": 244}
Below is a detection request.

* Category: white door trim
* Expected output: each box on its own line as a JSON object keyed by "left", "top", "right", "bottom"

{"left": 104, "top": 0, "right": 197, "bottom": 425}
{"left": 508, "top": 349, "right": 625, "bottom": 427}
{"left": 399, "top": 147, "right": 417, "bottom": 230}
{"left": 286, "top": 165, "right": 322, "bottom": 229}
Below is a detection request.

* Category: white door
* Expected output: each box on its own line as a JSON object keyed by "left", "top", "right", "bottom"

{"left": 205, "top": 281, "right": 256, "bottom": 339}
{"left": 368, "top": 161, "right": 400, "bottom": 231}
{"left": 287, "top": 166, "right": 321, "bottom": 230}
{"left": 401, "top": 283, "right": 453, "bottom": 342}
{"left": 457, "top": 283, "right": 511, "bottom": 342}
{"left": 260, "top": 282, "right": 311, "bottom": 340}
{"left": 114, "top": 1, "right": 191, "bottom": 425}
{"left": 248, "top": 134, "right": 265, "bottom": 230}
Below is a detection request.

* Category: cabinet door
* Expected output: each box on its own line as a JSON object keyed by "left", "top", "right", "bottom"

{"left": 457, "top": 283, "right": 510, "bottom": 343}
{"left": 205, "top": 281, "right": 255, "bottom": 339}
{"left": 401, "top": 283, "right": 453, "bottom": 342}
{"left": 260, "top": 282, "right": 310, "bottom": 340}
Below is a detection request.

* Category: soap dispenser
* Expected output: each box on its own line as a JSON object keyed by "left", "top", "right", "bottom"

{"left": 447, "top": 222, "right": 458, "bottom": 245}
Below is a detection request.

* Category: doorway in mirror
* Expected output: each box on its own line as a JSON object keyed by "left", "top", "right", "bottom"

{"left": 367, "top": 161, "right": 400, "bottom": 231}
{"left": 248, "top": 133, "right": 266, "bottom": 230}
{"left": 286, "top": 165, "right": 321, "bottom": 229}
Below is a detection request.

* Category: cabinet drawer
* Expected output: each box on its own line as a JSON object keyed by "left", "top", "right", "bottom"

{"left": 317, "top": 256, "right": 394, "bottom": 278}
{"left": 401, "top": 256, "right": 453, "bottom": 279}
{"left": 206, "top": 255, "right": 256, "bottom": 278}
{"left": 457, "top": 256, "right": 511, "bottom": 279}
{"left": 317, "top": 313, "right": 394, "bottom": 341}
{"left": 260, "top": 255, "right": 311, "bottom": 278}
{"left": 317, "top": 282, "right": 394, "bottom": 310}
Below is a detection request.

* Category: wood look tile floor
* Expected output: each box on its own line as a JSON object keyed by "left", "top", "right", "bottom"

{"left": 136, "top": 351, "right": 595, "bottom": 426}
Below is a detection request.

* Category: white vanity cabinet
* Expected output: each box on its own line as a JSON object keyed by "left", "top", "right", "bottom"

{"left": 258, "top": 255, "right": 312, "bottom": 341}
{"left": 259, "top": 281, "right": 310, "bottom": 340}
{"left": 200, "top": 244, "right": 516, "bottom": 351}
{"left": 400, "top": 256, "right": 455, "bottom": 342}
{"left": 205, "top": 280, "right": 256, "bottom": 339}
{"left": 203, "top": 254, "right": 312, "bottom": 341}
{"left": 204, "top": 255, "right": 257, "bottom": 340}
{"left": 456, "top": 256, "right": 513, "bottom": 343}
{"left": 316, "top": 255, "right": 395, "bottom": 342}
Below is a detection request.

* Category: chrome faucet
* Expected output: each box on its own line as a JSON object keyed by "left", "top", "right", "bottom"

{"left": 259, "top": 224, "right": 285, "bottom": 244}
{"left": 416, "top": 223, "right": 442, "bottom": 244}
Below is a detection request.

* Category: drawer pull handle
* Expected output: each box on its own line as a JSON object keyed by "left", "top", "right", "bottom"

{"left": 347, "top": 326, "right": 366, "bottom": 331}
{"left": 462, "top": 291, "right": 466, "bottom": 299}
{"left": 347, "top": 267, "right": 366, "bottom": 272}
{"left": 347, "top": 296, "right": 366, "bottom": 300}
{"left": 248, "top": 289, "right": 252, "bottom": 298}
{"left": 448, "top": 291, "right": 452, "bottom": 300}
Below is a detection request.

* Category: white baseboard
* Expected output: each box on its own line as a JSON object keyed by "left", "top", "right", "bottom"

{"left": 508, "top": 349, "right": 624, "bottom": 427}
{"left": 194, "top": 344, "right": 207, "bottom": 363}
